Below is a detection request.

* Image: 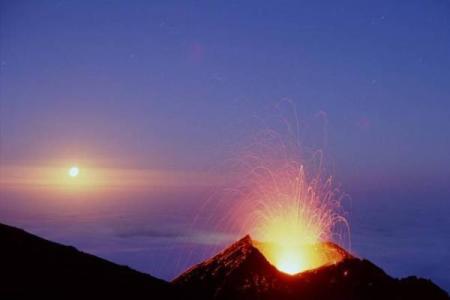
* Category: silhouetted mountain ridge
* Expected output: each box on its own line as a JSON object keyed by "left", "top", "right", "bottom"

{"left": 0, "top": 222, "right": 447, "bottom": 300}
{"left": 173, "top": 235, "right": 448, "bottom": 300}
{"left": 0, "top": 222, "right": 175, "bottom": 299}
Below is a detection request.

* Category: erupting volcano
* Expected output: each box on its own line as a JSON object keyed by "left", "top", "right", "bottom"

{"left": 1, "top": 222, "right": 447, "bottom": 300}
{"left": 227, "top": 126, "right": 349, "bottom": 276}
{"left": 175, "top": 126, "right": 447, "bottom": 298}
{"left": 248, "top": 163, "right": 348, "bottom": 275}
{"left": 173, "top": 234, "right": 447, "bottom": 300}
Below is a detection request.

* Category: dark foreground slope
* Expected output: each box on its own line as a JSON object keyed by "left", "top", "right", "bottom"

{"left": 174, "top": 236, "right": 448, "bottom": 300}
{"left": 0, "top": 222, "right": 175, "bottom": 299}
{"left": 1, "top": 222, "right": 447, "bottom": 300}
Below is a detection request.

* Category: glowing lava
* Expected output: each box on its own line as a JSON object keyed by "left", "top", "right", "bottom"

{"left": 245, "top": 163, "right": 349, "bottom": 275}
{"left": 255, "top": 239, "right": 349, "bottom": 275}
{"left": 220, "top": 114, "right": 350, "bottom": 275}
{"left": 253, "top": 202, "right": 329, "bottom": 274}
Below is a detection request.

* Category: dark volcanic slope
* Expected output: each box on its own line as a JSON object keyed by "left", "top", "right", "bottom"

{"left": 1, "top": 223, "right": 447, "bottom": 300}
{"left": 0, "top": 222, "right": 174, "bottom": 299}
{"left": 173, "top": 236, "right": 448, "bottom": 300}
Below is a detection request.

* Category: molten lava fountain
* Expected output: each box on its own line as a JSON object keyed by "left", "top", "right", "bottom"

{"left": 233, "top": 128, "right": 349, "bottom": 275}
{"left": 250, "top": 164, "right": 348, "bottom": 274}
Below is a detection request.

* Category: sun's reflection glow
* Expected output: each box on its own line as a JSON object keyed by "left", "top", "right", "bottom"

{"left": 69, "top": 166, "right": 80, "bottom": 177}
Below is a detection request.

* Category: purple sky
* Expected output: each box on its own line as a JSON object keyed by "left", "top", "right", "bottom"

{"left": 1, "top": 0, "right": 449, "bottom": 290}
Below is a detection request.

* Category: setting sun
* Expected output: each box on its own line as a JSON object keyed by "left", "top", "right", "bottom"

{"left": 68, "top": 166, "right": 79, "bottom": 177}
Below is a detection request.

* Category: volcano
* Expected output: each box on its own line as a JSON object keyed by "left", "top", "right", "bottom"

{"left": 0, "top": 223, "right": 447, "bottom": 299}
{"left": 173, "top": 235, "right": 448, "bottom": 300}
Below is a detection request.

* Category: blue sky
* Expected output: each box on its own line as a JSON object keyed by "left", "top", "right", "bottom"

{"left": 1, "top": 0, "right": 449, "bottom": 289}
{"left": 2, "top": 1, "right": 450, "bottom": 175}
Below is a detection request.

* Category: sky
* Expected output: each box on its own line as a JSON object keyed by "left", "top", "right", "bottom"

{"left": 1, "top": 0, "right": 450, "bottom": 290}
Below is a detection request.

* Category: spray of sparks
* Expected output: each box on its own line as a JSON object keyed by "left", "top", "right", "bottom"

{"left": 227, "top": 111, "right": 350, "bottom": 275}
{"left": 185, "top": 107, "right": 350, "bottom": 276}
{"left": 244, "top": 161, "right": 349, "bottom": 274}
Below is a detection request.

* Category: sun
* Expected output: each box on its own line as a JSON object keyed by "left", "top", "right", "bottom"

{"left": 68, "top": 166, "right": 80, "bottom": 177}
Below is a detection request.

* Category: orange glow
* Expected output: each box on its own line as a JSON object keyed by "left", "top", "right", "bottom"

{"left": 252, "top": 198, "right": 342, "bottom": 274}
{"left": 0, "top": 164, "right": 97, "bottom": 190}
{"left": 252, "top": 200, "right": 332, "bottom": 274}
{"left": 255, "top": 240, "right": 349, "bottom": 275}
{"left": 0, "top": 163, "right": 224, "bottom": 193}
{"left": 240, "top": 155, "right": 349, "bottom": 274}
